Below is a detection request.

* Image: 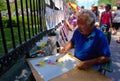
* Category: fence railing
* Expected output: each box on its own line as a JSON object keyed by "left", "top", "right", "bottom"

{"left": 0, "top": 0, "right": 51, "bottom": 76}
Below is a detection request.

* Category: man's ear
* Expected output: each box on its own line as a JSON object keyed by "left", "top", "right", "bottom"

{"left": 91, "top": 21, "right": 95, "bottom": 26}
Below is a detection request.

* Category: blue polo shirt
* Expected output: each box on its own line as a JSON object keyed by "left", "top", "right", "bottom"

{"left": 71, "top": 28, "right": 110, "bottom": 61}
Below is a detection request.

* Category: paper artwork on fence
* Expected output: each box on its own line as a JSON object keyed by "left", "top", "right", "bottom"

{"left": 45, "top": 6, "right": 65, "bottom": 30}
{"left": 45, "top": 7, "right": 54, "bottom": 30}
{"left": 54, "top": 0, "right": 63, "bottom": 10}
{"left": 45, "top": 0, "right": 50, "bottom": 5}
{"left": 29, "top": 54, "right": 79, "bottom": 81}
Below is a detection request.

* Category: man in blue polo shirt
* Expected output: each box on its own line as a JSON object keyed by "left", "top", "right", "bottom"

{"left": 60, "top": 9, "right": 110, "bottom": 70}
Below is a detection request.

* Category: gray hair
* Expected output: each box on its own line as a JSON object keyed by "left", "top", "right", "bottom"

{"left": 77, "top": 9, "right": 96, "bottom": 25}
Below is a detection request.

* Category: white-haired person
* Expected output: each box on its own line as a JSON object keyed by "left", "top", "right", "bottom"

{"left": 60, "top": 9, "right": 111, "bottom": 72}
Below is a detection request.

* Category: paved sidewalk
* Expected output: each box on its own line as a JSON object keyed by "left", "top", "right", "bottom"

{"left": 106, "top": 31, "right": 120, "bottom": 81}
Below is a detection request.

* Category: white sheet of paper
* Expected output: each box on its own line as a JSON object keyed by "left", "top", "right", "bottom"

{"left": 29, "top": 54, "right": 79, "bottom": 81}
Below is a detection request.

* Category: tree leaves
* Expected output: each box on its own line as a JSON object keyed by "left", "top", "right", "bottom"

{"left": 0, "top": 0, "right": 7, "bottom": 11}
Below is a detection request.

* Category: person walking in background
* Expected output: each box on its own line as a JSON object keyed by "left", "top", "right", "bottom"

{"left": 80, "top": 6, "right": 85, "bottom": 12}
{"left": 100, "top": 4, "right": 112, "bottom": 44}
{"left": 60, "top": 9, "right": 111, "bottom": 71}
{"left": 100, "top": 4, "right": 112, "bottom": 32}
{"left": 116, "top": 37, "right": 120, "bottom": 43}
{"left": 112, "top": 6, "right": 120, "bottom": 35}
{"left": 66, "top": 11, "right": 77, "bottom": 31}
{"left": 99, "top": 4, "right": 105, "bottom": 18}
{"left": 112, "top": 6, "right": 120, "bottom": 44}
{"left": 91, "top": 4, "right": 100, "bottom": 28}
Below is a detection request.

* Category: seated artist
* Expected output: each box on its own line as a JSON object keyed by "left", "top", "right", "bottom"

{"left": 60, "top": 9, "right": 111, "bottom": 71}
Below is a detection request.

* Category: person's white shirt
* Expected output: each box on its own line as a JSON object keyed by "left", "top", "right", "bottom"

{"left": 113, "top": 10, "right": 120, "bottom": 23}
{"left": 98, "top": 8, "right": 105, "bottom": 18}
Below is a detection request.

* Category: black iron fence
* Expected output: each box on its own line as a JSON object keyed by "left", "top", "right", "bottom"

{"left": 0, "top": 0, "right": 51, "bottom": 76}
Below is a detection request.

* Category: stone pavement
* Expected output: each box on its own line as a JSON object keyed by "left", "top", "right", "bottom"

{"left": 106, "top": 31, "right": 120, "bottom": 81}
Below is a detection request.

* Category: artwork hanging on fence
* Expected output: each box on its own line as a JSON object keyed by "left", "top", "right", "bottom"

{"left": 45, "top": 0, "right": 50, "bottom": 5}
{"left": 45, "top": 7, "right": 54, "bottom": 30}
{"left": 54, "top": 0, "right": 63, "bottom": 10}
{"left": 45, "top": 6, "right": 65, "bottom": 30}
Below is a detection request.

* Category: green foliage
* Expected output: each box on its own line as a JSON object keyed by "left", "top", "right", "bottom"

{"left": 2, "top": 17, "right": 8, "bottom": 27}
{"left": 0, "top": 0, "right": 45, "bottom": 55}
{"left": 2, "top": 16, "right": 33, "bottom": 28}
{"left": 64, "top": 0, "right": 77, "bottom": 4}
{"left": 10, "top": 0, "right": 38, "bottom": 12}
{"left": 0, "top": 0, "right": 7, "bottom": 11}
{"left": 2, "top": 16, "right": 18, "bottom": 28}
{"left": 98, "top": 0, "right": 116, "bottom": 6}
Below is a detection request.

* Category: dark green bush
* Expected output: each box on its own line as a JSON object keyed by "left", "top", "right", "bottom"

{"left": 2, "top": 16, "right": 17, "bottom": 28}
{"left": 2, "top": 16, "right": 33, "bottom": 28}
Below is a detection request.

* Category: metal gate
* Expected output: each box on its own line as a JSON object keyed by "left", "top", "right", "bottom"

{"left": 0, "top": 0, "right": 51, "bottom": 76}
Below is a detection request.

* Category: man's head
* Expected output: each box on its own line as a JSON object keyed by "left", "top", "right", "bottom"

{"left": 117, "top": 6, "right": 120, "bottom": 10}
{"left": 81, "top": 6, "right": 84, "bottom": 9}
{"left": 105, "top": 4, "right": 111, "bottom": 11}
{"left": 92, "top": 4, "right": 98, "bottom": 12}
{"left": 77, "top": 9, "right": 96, "bottom": 36}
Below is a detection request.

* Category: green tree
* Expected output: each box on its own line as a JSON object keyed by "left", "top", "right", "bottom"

{"left": 64, "top": 0, "right": 77, "bottom": 4}
{"left": 98, "top": 0, "right": 116, "bottom": 6}
{"left": 0, "top": 0, "right": 7, "bottom": 11}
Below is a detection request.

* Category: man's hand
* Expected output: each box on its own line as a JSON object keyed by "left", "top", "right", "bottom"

{"left": 59, "top": 47, "right": 67, "bottom": 54}
{"left": 76, "top": 61, "right": 91, "bottom": 70}
{"left": 76, "top": 56, "right": 110, "bottom": 70}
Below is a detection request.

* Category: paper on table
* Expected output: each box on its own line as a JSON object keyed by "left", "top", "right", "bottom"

{"left": 29, "top": 54, "right": 79, "bottom": 81}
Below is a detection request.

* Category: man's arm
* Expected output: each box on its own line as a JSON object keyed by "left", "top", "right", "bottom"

{"left": 77, "top": 56, "right": 110, "bottom": 69}
{"left": 60, "top": 41, "right": 74, "bottom": 54}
